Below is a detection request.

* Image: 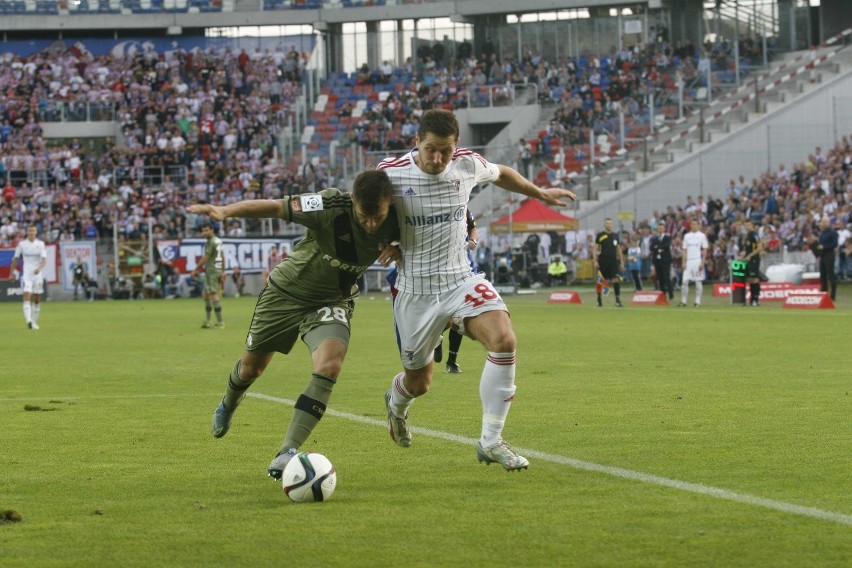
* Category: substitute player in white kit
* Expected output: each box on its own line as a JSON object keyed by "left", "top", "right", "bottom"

{"left": 379, "top": 109, "right": 576, "bottom": 470}
{"left": 10, "top": 225, "right": 47, "bottom": 329}
{"left": 679, "top": 217, "right": 709, "bottom": 307}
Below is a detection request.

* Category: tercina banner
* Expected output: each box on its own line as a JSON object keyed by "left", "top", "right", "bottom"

{"left": 156, "top": 238, "right": 295, "bottom": 274}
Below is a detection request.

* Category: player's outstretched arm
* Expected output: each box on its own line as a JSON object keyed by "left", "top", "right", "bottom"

{"left": 188, "top": 200, "right": 286, "bottom": 222}
{"left": 493, "top": 164, "right": 577, "bottom": 206}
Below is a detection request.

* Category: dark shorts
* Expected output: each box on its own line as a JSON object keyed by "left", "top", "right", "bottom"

{"left": 598, "top": 259, "right": 620, "bottom": 281}
{"left": 204, "top": 271, "right": 222, "bottom": 295}
{"left": 746, "top": 258, "right": 761, "bottom": 279}
{"left": 245, "top": 286, "right": 354, "bottom": 355}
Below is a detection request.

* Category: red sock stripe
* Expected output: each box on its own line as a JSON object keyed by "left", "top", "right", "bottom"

{"left": 393, "top": 374, "right": 412, "bottom": 399}
{"left": 487, "top": 355, "right": 516, "bottom": 366}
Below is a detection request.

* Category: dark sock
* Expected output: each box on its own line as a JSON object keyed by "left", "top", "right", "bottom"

{"left": 447, "top": 330, "right": 463, "bottom": 365}
{"left": 614, "top": 282, "right": 621, "bottom": 297}
{"left": 213, "top": 301, "right": 223, "bottom": 323}
{"left": 205, "top": 300, "right": 212, "bottom": 322}
{"left": 750, "top": 283, "right": 760, "bottom": 303}
{"left": 280, "top": 373, "right": 336, "bottom": 453}
{"left": 223, "top": 360, "right": 253, "bottom": 410}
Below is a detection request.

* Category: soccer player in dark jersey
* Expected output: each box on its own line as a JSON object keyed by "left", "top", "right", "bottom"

{"left": 739, "top": 219, "right": 763, "bottom": 306}
{"left": 188, "top": 170, "right": 399, "bottom": 480}
{"left": 593, "top": 218, "right": 625, "bottom": 307}
{"left": 191, "top": 223, "right": 225, "bottom": 328}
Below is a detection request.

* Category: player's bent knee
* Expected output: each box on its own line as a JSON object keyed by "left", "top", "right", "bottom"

{"left": 314, "top": 359, "right": 343, "bottom": 379}
{"left": 239, "top": 359, "right": 268, "bottom": 380}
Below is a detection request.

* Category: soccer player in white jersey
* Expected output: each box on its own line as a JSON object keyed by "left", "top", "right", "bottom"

{"left": 10, "top": 225, "right": 47, "bottom": 329}
{"left": 378, "top": 109, "right": 576, "bottom": 470}
{"left": 679, "top": 217, "right": 709, "bottom": 307}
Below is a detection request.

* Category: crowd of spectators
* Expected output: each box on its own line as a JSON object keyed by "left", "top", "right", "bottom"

{"left": 2, "top": 36, "right": 846, "bottom": 291}
{"left": 0, "top": 42, "right": 316, "bottom": 245}
{"left": 546, "top": 139, "right": 851, "bottom": 285}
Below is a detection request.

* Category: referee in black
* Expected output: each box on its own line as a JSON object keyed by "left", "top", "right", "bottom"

{"left": 593, "top": 217, "right": 624, "bottom": 307}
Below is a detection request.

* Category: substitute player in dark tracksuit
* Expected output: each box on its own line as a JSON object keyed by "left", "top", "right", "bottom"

{"left": 739, "top": 219, "right": 763, "bottom": 306}
{"left": 188, "top": 170, "right": 400, "bottom": 480}
{"left": 593, "top": 217, "right": 624, "bottom": 307}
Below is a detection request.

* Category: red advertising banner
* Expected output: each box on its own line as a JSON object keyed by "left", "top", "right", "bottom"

{"left": 547, "top": 290, "right": 582, "bottom": 304}
{"left": 782, "top": 293, "right": 835, "bottom": 309}
{"left": 712, "top": 283, "right": 821, "bottom": 301}
{"left": 630, "top": 291, "right": 669, "bottom": 306}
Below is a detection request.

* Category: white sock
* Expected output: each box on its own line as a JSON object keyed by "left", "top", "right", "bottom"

{"left": 388, "top": 372, "right": 413, "bottom": 417}
{"left": 23, "top": 301, "right": 32, "bottom": 323}
{"left": 480, "top": 352, "right": 516, "bottom": 447}
{"left": 694, "top": 281, "right": 702, "bottom": 305}
{"left": 32, "top": 303, "right": 40, "bottom": 324}
{"left": 681, "top": 282, "right": 689, "bottom": 304}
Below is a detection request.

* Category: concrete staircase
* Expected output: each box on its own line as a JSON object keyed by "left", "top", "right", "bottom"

{"left": 568, "top": 43, "right": 851, "bottom": 220}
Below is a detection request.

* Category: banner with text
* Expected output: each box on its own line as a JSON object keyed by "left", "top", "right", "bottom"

{"left": 156, "top": 238, "right": 295, "bottom": 275}
{"left": 713, "top": 282, "right": 821, "bottom": 301}
{"left": 60, "top": 241, "right": 98, "bottom": 293}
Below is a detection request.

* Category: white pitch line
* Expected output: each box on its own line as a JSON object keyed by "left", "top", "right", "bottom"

{"left": 249, "top": 392, "right": 852, "bottom": 527}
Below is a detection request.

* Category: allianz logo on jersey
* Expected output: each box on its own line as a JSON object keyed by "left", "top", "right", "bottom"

{"left": 404, "top": 205, "right": 467, "bottom": 226}
{"left": 321, "top": 254, "right": 368, "bottom": 273}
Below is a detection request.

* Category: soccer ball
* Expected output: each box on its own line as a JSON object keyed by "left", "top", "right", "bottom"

{"left": 281, "top": 452, "right": 337, "bottom": 503}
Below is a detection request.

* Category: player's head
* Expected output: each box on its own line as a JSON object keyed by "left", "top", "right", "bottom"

{"left": 415, "top": 109, "right": 459, "bottom": 175}
{"left": 604, "top": 218, "right": 614, "bottom": 232}
{"left": 199, "top": 222, "right": 214, "bottom": 237}
{"left": 691, "top": 217, "right": 700, "bottom": 231}
{"left": 819, "top": 216, "right": 831, "bottom": 230}
{"left": 26, "top": 224, "right": 37, "bottom": 240}
{"left": 656, "top": 223, "right": 666, "bottom": 234}
{"left": 352, "top": 169, "right": 394, "bottom": 234}
{"left": 743, "top": 218, "right": 753, "bottom": 231}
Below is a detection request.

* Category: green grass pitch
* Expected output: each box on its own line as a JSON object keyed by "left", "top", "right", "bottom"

{"left": 1, "top": 286, "right": 850, "bottom": 567}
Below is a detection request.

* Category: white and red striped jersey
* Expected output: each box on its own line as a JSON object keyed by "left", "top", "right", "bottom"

{"left": 683, "top": 230, "right": 709, "bottom": 263}
{"left": 378, "top": 147, "right": 499, "bottom": 294}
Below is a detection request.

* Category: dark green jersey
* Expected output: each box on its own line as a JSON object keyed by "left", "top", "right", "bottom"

{"left": 267, "top": 188, "right": 399, "bottom": 303}
{"left": 204, "top": 236, "right": 224, "bottom": 274}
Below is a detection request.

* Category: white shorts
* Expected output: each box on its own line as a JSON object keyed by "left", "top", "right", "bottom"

{"left": 393, "top": 274, "right": 508, "bottom": 369}
{"left": 682, "top": 262, "right": 704, "bottom": 283}
{"left": 21, "top": 273, "right": 45, "bottom": 295}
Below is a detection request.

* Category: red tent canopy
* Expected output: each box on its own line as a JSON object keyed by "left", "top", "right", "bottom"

{"left": 490, "top": 199, "right": 578, "bottom": 234}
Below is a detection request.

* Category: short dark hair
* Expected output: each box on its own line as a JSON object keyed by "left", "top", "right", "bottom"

{"left": 352, "top": 169, "right": 394, "bottom": 216}
{"left": 199, "top": 222, "right": 213, "bottom": 230}
{"left": 418, "top": 109, "right": 459, "bottom": 140}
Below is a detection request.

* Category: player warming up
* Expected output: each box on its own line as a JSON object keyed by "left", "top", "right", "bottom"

{"left": 378, "top": 109, "right": 576, "bottom": 471}
{"left": 9, "top": 225, "right": 47, "bottom": 330}
{"left": 191, "top": 222, "right": 226, "bottom": 328}
{"left": 188, "top": 170, "right": 399, "bottom": 480}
